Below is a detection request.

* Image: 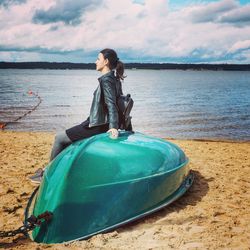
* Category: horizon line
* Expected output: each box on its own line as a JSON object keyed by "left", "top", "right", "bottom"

{"left": 1, "top": 61, "right": 250, "bottom": 65}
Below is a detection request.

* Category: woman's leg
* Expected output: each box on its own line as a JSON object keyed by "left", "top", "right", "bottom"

{"left": 29, "top": 124, "right": 108, "bottom": 184}
{"left": 50, "top": 131, "right": 72, "bottom": 161}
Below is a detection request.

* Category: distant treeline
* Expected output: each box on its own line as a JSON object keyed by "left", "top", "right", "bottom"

{"left": 0, "top": 62, "right": 250, "bottom": 71}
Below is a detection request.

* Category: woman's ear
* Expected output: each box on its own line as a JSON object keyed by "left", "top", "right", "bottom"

{"left": 104, "top": 58, "right": 109, "bottom": 67}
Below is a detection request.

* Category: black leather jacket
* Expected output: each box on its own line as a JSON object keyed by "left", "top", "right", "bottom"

{"left": 89, "top": 71, "right": 122, "bottom": 129}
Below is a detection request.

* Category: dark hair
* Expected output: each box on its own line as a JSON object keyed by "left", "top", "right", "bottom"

{"left": 100, "top": 48, "right": 126, "bottom": 81}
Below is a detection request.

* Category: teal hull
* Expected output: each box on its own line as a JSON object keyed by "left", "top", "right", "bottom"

{"left": 25, "top": 132, "right": 193, "bottom": 243}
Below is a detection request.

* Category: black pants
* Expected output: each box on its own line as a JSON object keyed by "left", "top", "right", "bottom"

{"left": 65, "top": 119, "right": 109, "bottom": 142}
{"left": 50, "top": 119, "right": 109, "bottom": 161}
{"left": 51, "top": 119, "right": 132, "bottom": 161}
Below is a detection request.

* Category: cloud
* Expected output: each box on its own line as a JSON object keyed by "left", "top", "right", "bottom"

{"left": 187, "top": 0, "right": 238, "bottom": 23}
{"left": 185, "top": 0, "right": 250, "bottom": 27}
{"left": 32, "top": 0, "right": 102, "bottom": 25}
{"left": 0, "top": 45, "right": 77, "bottom": 54}
{"left": 0, "top": 0, "right": 26, "bottom": 8}
{"left": 218, "top": 4, "right": 250, "bottom": 25}
{"left": 0, "top": 0, "right": 250, "bottom": 63}
{"left": 0, "top": 51, "right": 40, "bottom": 61}
{"left": 228, "top": 40, "right": 250, "bottom": 53}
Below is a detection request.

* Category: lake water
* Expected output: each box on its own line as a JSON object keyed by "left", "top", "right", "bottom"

{"left": 0, "top": 69, "right": 249, "bottom": 141}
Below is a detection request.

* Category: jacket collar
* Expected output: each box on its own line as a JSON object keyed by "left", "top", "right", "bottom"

{"left": 98, "top": 70, "right": 115, "bottom": 82}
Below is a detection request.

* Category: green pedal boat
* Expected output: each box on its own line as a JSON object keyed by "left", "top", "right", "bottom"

{"left": 25, "top": 131, "right": 194, "bottom": 243}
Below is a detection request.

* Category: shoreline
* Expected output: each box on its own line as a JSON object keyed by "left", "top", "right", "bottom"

{"left": 0, "top": 131, "right": 249, "bottom": 249}
{"left": 2, "top": 129, "right": 250, "bottom": 144}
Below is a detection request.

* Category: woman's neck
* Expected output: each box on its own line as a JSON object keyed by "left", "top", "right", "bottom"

{"left": 101, "top": 67, "right": 111, "bottom": 75}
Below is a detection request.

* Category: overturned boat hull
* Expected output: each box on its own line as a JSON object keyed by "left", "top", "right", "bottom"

{"left": 25, "top": 132, "right": 194, "bottom": 243}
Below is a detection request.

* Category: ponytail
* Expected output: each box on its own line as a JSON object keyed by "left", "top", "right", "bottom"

{"left": 100, "top": 48, "right": 126, "bottom": 81}
{"left": 115, "top": 60, "right": 125, "bottom": 81}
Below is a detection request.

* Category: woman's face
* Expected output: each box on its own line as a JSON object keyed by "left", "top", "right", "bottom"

{"left": 95, "top": 53, "right": 108, "bottom": 72}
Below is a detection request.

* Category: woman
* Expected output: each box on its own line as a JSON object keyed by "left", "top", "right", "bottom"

{"left": 30, "top": 48, "right": 126, "bottom": 184}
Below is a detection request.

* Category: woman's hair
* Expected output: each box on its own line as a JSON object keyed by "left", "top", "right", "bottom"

{"left": 100, "top": 48, "right": 126, "bottom": 81}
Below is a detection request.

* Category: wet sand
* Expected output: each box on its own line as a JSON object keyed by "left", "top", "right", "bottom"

{"left": 0, "top": 131, "right": 249, "bottom": 250}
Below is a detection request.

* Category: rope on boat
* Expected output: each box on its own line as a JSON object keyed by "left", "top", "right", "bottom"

{"left": 0, "top": 211, "right": 53, "bottom": 238}
{"left": 0, "top": 91, "right": 42, "bottom": 130}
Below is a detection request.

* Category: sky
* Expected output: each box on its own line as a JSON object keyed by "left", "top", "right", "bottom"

{"left": 0, "top": 0, "right": 250, "bottom": 63}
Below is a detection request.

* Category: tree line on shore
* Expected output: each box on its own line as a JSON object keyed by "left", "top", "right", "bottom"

{"left": 0, "top": 62, "right": 249, "bottom": 71}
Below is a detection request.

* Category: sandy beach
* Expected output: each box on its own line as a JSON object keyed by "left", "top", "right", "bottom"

{"left": 0, "top": 131, "right": 249, "bottom": 250}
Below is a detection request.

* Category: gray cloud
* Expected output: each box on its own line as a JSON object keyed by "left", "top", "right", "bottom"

{"left": 32, "top": 0, "right": 101, "bottom": 26}
{"left": 0, "top": 45, "right": 81, "bottom": 55}
{"left": 0, "top": 0, "right": 26, "bottom": 8}
{"left": 137, "top": 11, "right": 147, "bottom": 19}
{"left": 188, "top": 0, "right": 250, "bottom": 27}
{"left": 190, "top": 0, "right": 238, "bottom": 23}
{"left": 218, "top": 5, "right": 250, "bottom": 25}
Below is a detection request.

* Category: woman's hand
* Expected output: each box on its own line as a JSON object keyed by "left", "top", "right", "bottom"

{"left": 107, "top": 128, "right": 119, "bottom": 139}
